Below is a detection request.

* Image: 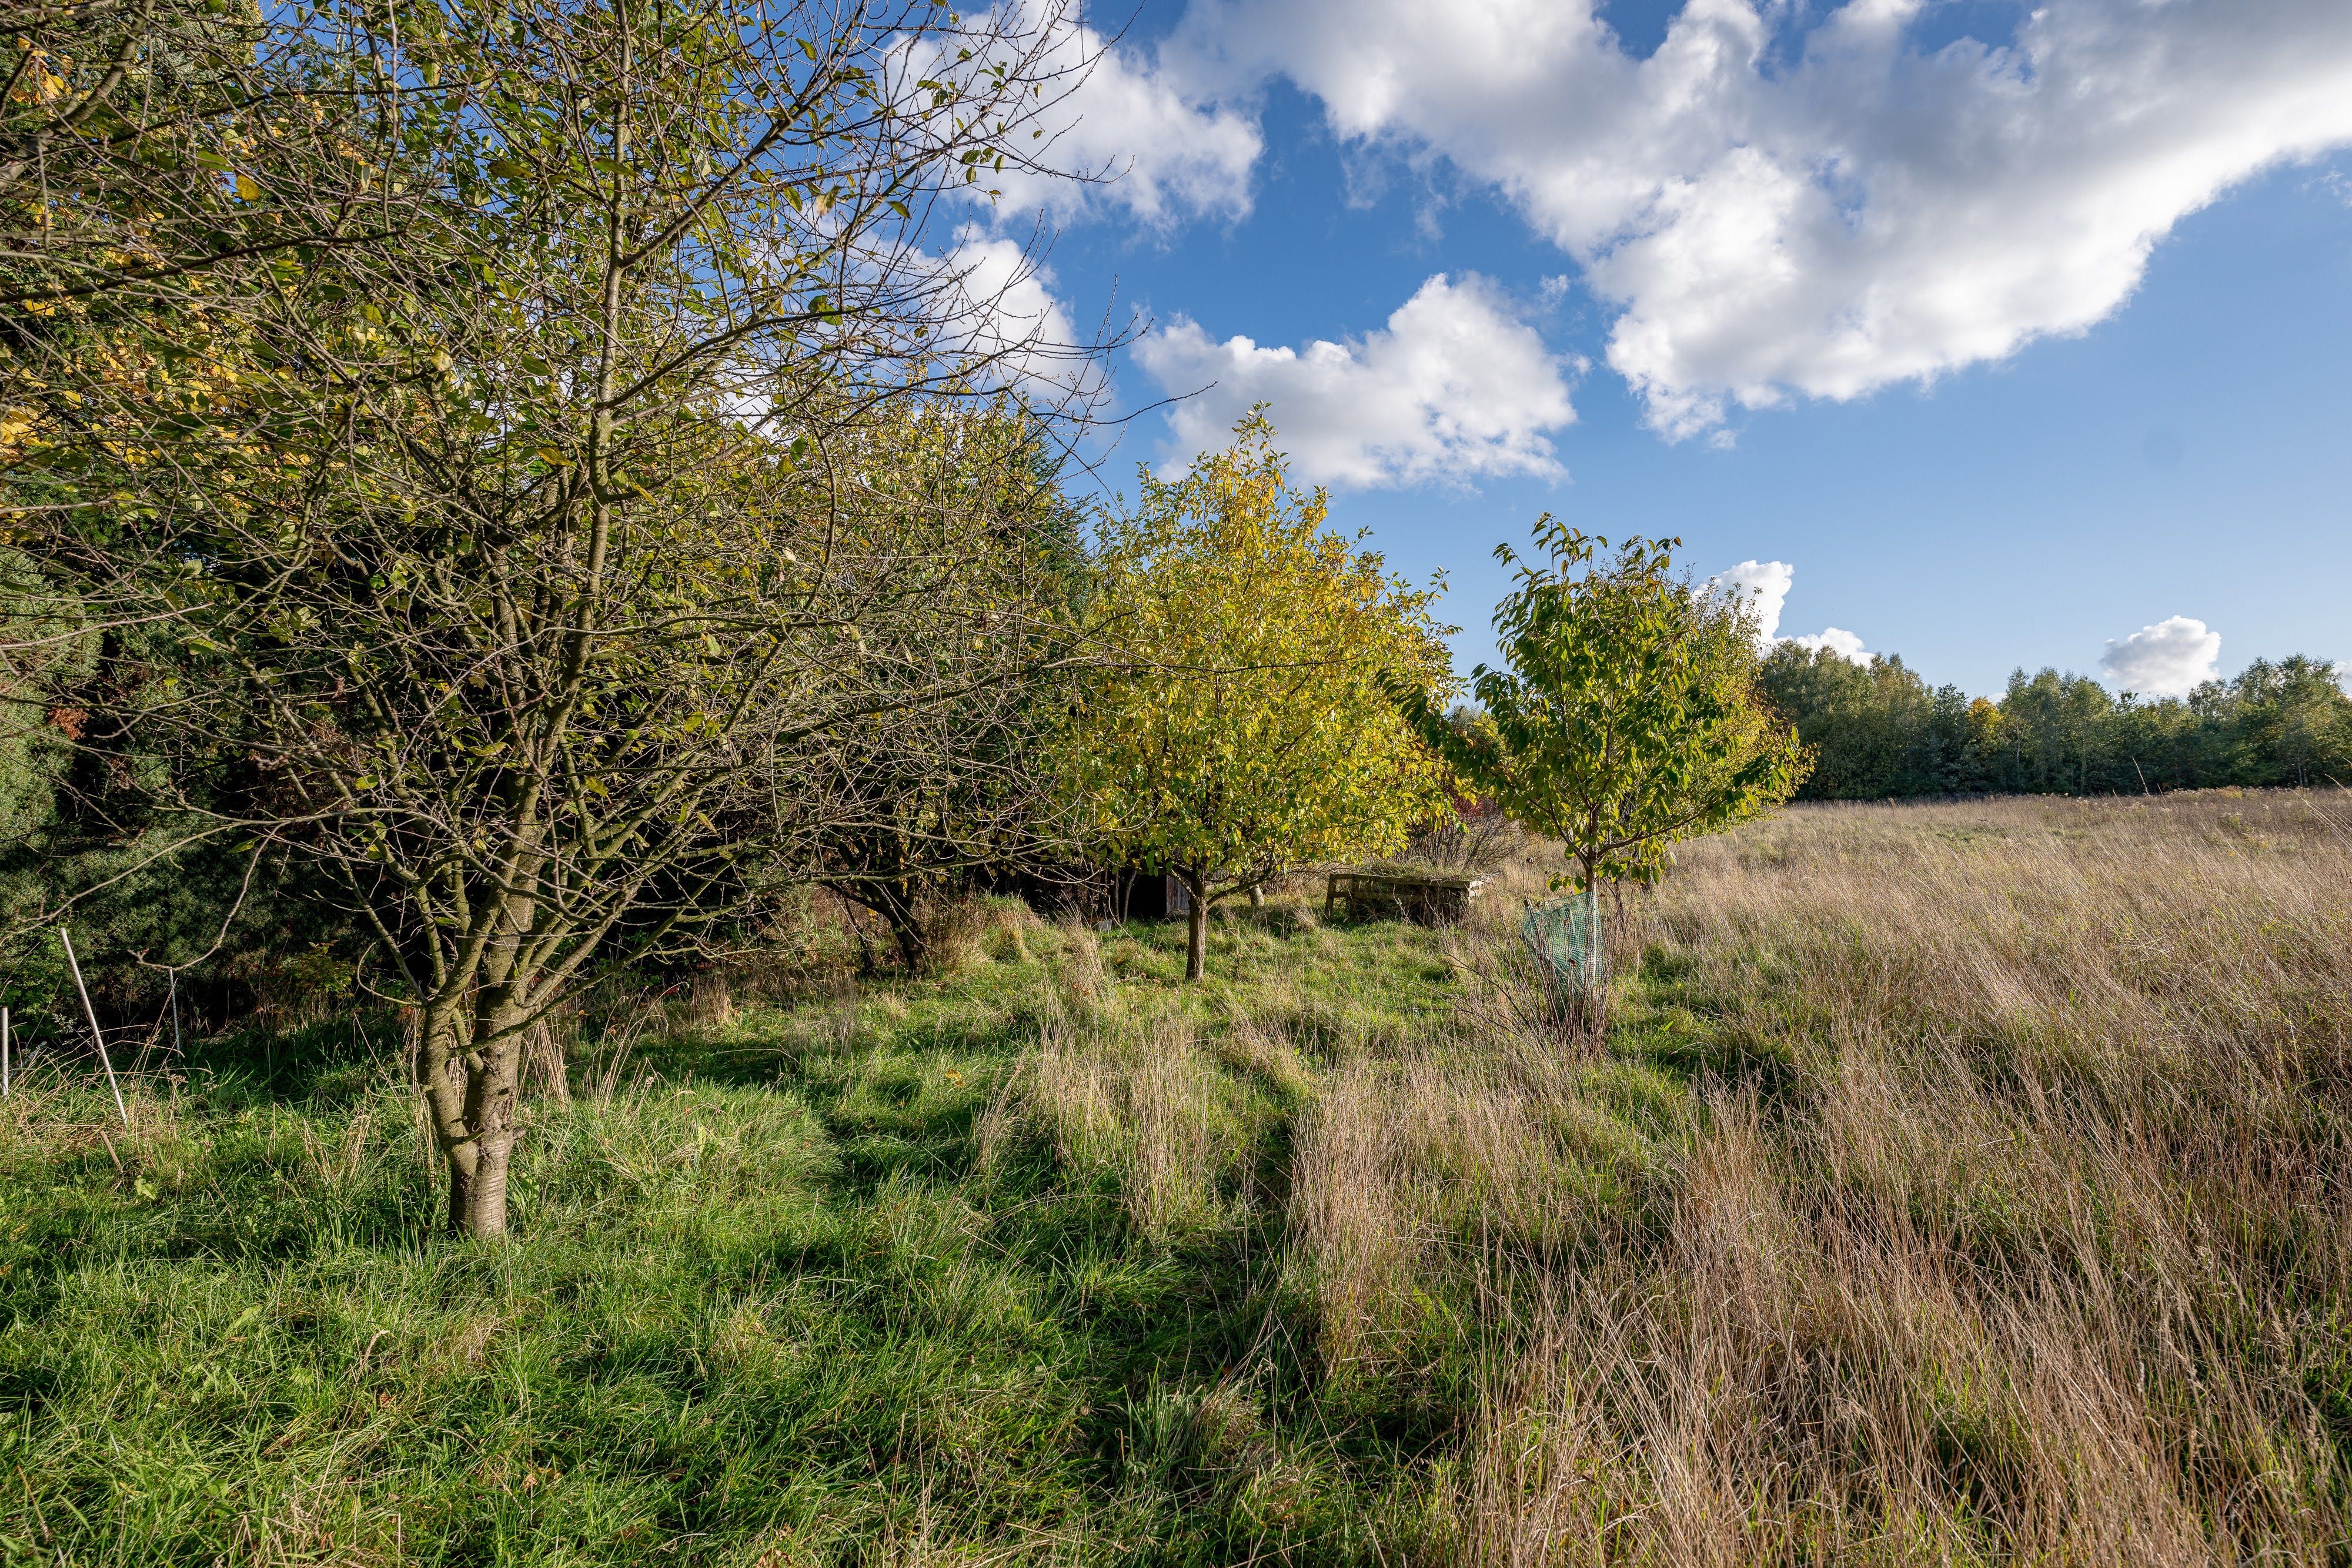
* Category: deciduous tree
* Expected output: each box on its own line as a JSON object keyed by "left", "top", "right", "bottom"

{"left": 1067, "top": 415, "right": 1454, "bottom": 981}
{"left": 10, "top": 0, "right": 1104, "bottom": 1237}
{"left": 756, "top": 403, "right": 1090, "bottom": 972}
{"left": 1391, "top": 520, "right": 1806, "bottom": 1023}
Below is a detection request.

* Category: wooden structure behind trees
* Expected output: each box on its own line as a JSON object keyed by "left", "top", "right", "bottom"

{"left": 1324, "top": 870, "right": 1484, "bottom": 925}
{"left": 981, "top": 863, "right": 1186, "bottom": 923}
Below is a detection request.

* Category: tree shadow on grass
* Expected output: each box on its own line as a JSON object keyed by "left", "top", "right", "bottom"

{"left": 0, "top": 923, "right": 1482, "bottom": 1562}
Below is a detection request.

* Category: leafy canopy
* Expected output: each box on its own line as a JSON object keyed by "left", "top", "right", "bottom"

{"left": 3, "top": 0, "right": 1105, "bottom": 1238}
{"left": 1066, "top": 414, "right": 1455, "bottom": 902}
{"left": 1393, "top": 519, "right": 1808, "bottom": 889}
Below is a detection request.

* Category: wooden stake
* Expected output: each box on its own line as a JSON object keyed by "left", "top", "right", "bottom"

{"left": 58, "top": 928, "right": 128, "bottom": 1126}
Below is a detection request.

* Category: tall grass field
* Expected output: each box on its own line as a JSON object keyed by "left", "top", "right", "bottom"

{"left": 2, "top": 791, "right": 2346, "bottom": 1564}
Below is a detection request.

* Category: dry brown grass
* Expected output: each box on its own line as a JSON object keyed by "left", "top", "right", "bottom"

{"left": 1277, "top": 790, "right": 2352, "bottom": 1563}
{"left": 1050, "top": 912, "right": 1113, "bottom": 1022}
{"left": 1031, "top": 1010, "right": 1251, "bottom": 1239}
{"left": 924, "top": 894, "right": 1043, "bottom": 976}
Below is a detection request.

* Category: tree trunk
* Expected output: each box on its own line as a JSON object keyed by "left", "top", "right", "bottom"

{"left": 1576, "top": 878, "right": 1607, "bottom": 1040}
{"left": 462, "top": 1125, "right": 519, "bottom": 1238}
{"left": 1568, "top": 858, "right": 1606, "bottom": 1043}
{"left": 848, "top": 903, "right": 880, "bottom": 977}
{"left": 417, "top": 989, "right": 527, "bottom": 1239}
{"left": 831, "top": 879, "right": 927, "bottom": 974}
{"left": 1183, "top": 872, "right": 1208, "bottom": 981}
{"left": 880, "top": 884, "right": 929, "bottom": 974}
{"left": 1247, "top": 883, "right": 1265, "bottom": 908}
{"left": 417, "top": 997, "right": 477, "bottom": 1233}
{"left": 464, "top": 990, "right": 526, "bottom": 1237}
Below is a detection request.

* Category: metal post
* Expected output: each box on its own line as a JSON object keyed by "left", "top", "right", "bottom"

{"left": 1579, "top": 881, "right": 1602, "bottom": 998}
{"left": 2, "top": 1005, "right": 9, "bottom": 1098}
{"left": 58, "top": 928, "right": 128, "bottom": 1126}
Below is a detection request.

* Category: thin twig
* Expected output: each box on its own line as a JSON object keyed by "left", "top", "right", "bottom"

{"left": 58, "top": 927, "right": 128, "bottom": 1126}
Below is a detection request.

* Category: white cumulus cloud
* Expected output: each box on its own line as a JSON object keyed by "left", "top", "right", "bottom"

{"left": 2100, "top": 616, "right": 2222, "bottom": 698}
{"left": 1709, "top": 559, "right": 1864, "bottom": 658}
{"left": 1789, "top": 627, "right": 1869, "bottom": 664}
{"left": 931, "top": 229, "right": 1101, "bottom": 403}
{"left": 1168, "top": 0, "right": 2352, "bottom": 435}
{"left": 1708, "top": 559, "right": 1793, "bottom": 646}
{"left": 910, "top": 2, "right": 1259, "bottom": 227}
{"left": 1132, "top": 273, "right": 1578, "bottom": 488}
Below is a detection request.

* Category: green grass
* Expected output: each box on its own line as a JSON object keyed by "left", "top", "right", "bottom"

{"left": 0, "top": 908, "right": 1588, "bottom": 1566}
{"left": 15, "top": 795, "right": 2344, "bottom": 1564}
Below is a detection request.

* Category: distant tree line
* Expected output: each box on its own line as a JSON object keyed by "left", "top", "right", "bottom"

{"left": 1758, "top": 646, "right": 2352, "bottom": 800}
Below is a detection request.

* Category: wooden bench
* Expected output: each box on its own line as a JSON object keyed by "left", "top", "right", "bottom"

{"left": 1324, "top": 870, "right": 1485, "bottom": 925}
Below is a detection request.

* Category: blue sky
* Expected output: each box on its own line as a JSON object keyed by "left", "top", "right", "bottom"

{"left": 973, "top": 0, "right": 2352, "bottom": 697}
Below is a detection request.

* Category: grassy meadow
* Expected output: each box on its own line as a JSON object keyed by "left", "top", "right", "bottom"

{"left": 1, "top": 790, "right": 2347, "bottom": 1564}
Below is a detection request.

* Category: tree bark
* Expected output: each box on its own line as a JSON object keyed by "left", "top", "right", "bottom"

{"left": 1183, "top": 871, "right": 1208, "bottom": 981}
{"left": 462, "top": 1126, "right": 518, "bottom": 1239}
{"left": 417, "top": 987, "right": 530, "bottom": 1239}
{"left": 833, "top": 879, "right": 928, "bottom": 973}
{"left": 417, "top": 997, "right": 477, "bottom": 1233}
{"left": 461, "top": 990, "right": 526, "bottom": 1236}
{"left": 878, "top": 883, "right": 929, "bottom": 974}
{"left": 1568, "top": 855, "right": 1606, "bottom": 1044}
